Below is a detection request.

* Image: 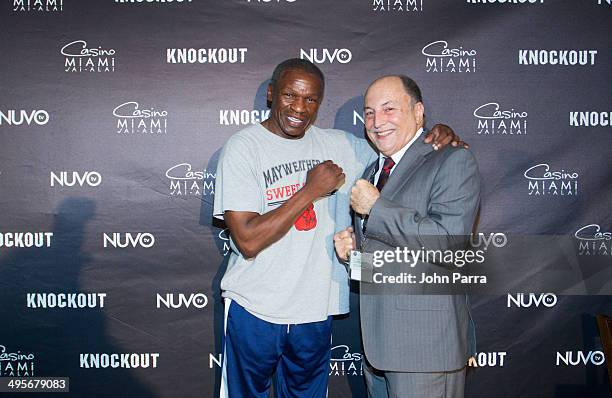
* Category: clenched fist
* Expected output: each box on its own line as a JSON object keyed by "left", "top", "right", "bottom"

{"left": 350, "top": 179, "right": 380, "bottom": 215}
{"left": 305, "top": 160, "right": 345, "bottom": 199}
{"left": 334, "top": 227, "right": 356, "bottom": 262}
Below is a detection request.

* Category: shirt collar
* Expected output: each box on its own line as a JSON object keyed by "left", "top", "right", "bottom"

{"left": 378, "top": 127, "right": 424, "bottom": 169}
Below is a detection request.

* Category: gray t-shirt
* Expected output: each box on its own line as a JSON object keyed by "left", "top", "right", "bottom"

{"left": 213, "top": 123, "right": 374, "bottom": 324}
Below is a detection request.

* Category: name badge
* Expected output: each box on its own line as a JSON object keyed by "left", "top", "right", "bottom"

{"left": 349, "top": 250, "right": 362, "bottom": 281}
{"left": 349, "top": 251, "right": 374, "bottom": 282}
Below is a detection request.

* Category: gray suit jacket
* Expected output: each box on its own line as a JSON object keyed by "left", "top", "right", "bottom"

{"left": 356, "top": 137, "right": 481, "bottom": 373}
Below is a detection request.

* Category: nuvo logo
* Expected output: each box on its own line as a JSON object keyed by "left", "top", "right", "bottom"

{"left": 300, "top": 49, "right": 352, "bottom": 64}
{"left": 50, "top": 171, "right": 102, "bottom": 187}
{"left": 372, "top": 0, "right": 423, "bottom": 12}
{"left": 574, "top": 224, "right": 611, "bottom": 256}
{"left": 422, "top": 40, "right": 477, "bottom": 73}
{"left": 210, "top": 353, "right": 222, "bottom": 368}
{"left": 507, "top": 293, "right": 557, "bottom": 308}
{"left": 0, "top": 110, "right": 49, "bottom": 126}
{"left": 103, "top": 233, "right": 155, "bottom": 248}
{"left": 353, "top": 110, "right": 365, "bottom": 126}
{"left": 157, "top": 293, "right": 208, "bottom": 309}
{"left": 61, "top": 40, "right": 116, "bottom": 73}
{"left": 113, "top": 101, "right": 168, "bottom": 135}
{"left": 473, "top": 103, "right": 527, "bottom": 135}
{"left": 523, "top": 164, "right": 578, "bottom": 196}
{"left": 470, "top": 232, "right": 507, "bottom": 250}
{"left": 13, "top": 0, "right": 62, "bottom": 12}
{"left": 556, "top": 351, "right": 605, "bottom": 366}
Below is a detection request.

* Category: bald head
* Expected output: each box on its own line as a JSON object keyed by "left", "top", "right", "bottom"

{"left": 366, "top": 75, "right": 423, "bottom": 106}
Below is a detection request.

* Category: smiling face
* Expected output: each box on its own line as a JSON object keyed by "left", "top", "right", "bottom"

{"left": 364, "top": 76, "right": 424, "bottom": 157}
{"left": 262, "top": 68, "right": 323, "bottom": 140}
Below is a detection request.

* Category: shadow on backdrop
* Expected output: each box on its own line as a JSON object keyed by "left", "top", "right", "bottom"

{"left": 0, "top": 198, "right": 156, "bottom": 397}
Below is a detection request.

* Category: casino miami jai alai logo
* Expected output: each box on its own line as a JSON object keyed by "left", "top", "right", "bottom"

{"left": 422, "top": 40, "right": 477, "bottom": 73}
{"left": 113, "top": 101, "right": 167, "bottom": 135}
{"left": 473, "top": 102, "right": 527, "bottom": 135}
{"left": 330, "top": 345, "right": 363, "bottom": 376}
{"left": 0, "top": 345, "right": 35, "bottom": 376}
{"left": 13, "top": 0, "right": 62, "bottom": 12}
{"left": 574, "top": 224, "right": 611, "bottom": 256}
{"left": 61, "top": 40, "right": 116, "bottom": 73}
{"left": 372, "top": 0, "right": 423, "bottom": 12}
{"left": 523, "top": 163, "right": 578, "bottom": 196}
{"left": 166, "top": 163, "right": 215, "bottom": 196}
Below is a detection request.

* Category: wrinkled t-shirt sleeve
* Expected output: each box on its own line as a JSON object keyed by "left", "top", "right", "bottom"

{"left": 213, "top": 136, "right": 261, "bottom": 220}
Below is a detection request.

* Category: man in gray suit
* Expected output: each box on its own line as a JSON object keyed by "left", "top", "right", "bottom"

{"left": 334, "top": 75, "right": 480, "bottom": 398}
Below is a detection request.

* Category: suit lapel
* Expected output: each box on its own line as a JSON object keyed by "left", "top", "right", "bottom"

{"left": 354, "top": 139, "right": 434, "bottom": 246}
{"left": 381, "top": 137, "right": 434, "bottom": 197}
{"left": 362, "top": 159, "right": 379, "bottom": 183}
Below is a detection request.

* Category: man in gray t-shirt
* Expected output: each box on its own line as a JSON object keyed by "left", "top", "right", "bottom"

{"left": 215, "top": 123, "right": 372, "bottom": 325}
{"left": 213, "top": 58, "right": 460, "bottom": 397}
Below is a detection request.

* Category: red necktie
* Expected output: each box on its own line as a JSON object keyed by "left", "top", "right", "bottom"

{"left": 376, "top": 157, "right": 395, "bottom": 192}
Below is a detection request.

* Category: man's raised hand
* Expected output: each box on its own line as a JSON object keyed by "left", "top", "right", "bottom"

{"left": 304, "top": 160, "right": 345, "bottom": 198}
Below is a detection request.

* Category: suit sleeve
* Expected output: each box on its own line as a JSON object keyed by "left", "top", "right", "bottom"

{"left": 365, "top": 149, "right": 481, "bottom": 252}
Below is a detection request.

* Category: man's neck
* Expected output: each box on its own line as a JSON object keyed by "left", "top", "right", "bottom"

{"left": 383, "top": 127, "right": 424, "bottom": 164}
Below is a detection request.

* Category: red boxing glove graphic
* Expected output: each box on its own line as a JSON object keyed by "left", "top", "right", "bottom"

{"left": 294, "top": 203, "right": 317, "bottom": 231}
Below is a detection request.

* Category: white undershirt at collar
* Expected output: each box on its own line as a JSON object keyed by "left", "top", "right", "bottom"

{"left": 374, "top": 127, "right": 424, "bottom": 184}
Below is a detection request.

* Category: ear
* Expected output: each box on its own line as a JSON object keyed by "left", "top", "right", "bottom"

{"left": 266, "top": 84, "right": 274, "bottom": 104}
{"left": 414, "top": 102, "right": 425, "bottom": 126}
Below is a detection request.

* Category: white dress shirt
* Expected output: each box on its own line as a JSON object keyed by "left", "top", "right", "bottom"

{"left": 372, "top": 127, "right": 424, "bottom": 185}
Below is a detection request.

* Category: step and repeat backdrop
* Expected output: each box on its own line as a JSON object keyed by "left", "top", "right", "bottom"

{"left": 1, "top": 0, "right": 611, "bottom": 397}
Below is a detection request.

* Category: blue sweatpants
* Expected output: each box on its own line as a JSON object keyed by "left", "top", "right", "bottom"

{"left": 221, "top": 299, "right": 332, "bottom": 398}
